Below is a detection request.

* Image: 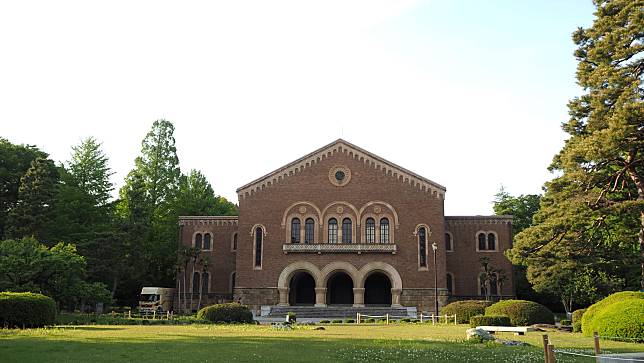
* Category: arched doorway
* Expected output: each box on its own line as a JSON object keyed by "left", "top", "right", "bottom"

{"left": 326, "top": 272, "right": 354, "bottom": 305}
{"left": 288, "top": 271, "right": 315, "bottom": 305}
{"left": 364, "top": 272, "right": 392, "bottom": 305}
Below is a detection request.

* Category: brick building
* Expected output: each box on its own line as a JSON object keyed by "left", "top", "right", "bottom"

{"left": 178, "top": 139, "right": 514, "bottom": 313}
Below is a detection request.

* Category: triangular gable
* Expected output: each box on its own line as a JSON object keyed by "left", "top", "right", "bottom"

{"left": 237, "top": 139, "right": 446, "bottom": 200}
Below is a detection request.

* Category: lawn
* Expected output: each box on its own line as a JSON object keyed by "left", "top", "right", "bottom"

{"left": 1, "top": 323, "right": 642, "bottom": 362}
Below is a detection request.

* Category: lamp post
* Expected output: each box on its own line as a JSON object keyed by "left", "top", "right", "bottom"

{"left": 432, "top": 242, "right": 438, "bottom": 317}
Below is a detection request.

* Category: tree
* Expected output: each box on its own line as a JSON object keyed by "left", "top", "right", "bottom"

{"left": 196, "top": 255, "right": 210, "bottom": 311}
{"left": 558, "top": 0, "right": 643, "bottom": 287}
{"left": 493, "top": 188, "right": 541, "bottom": 235}
{"left": 479, "top": 257, "right": 506, "bottom": 302}
{"left": 67, "top": 137, "right": 114, "bottom": 206}
{"left": 0, "top": 138, "right": 47, "bottom": 238}
{"left": 5, "top": 157, "right": 58, "bottom": 241}
{"left": 174, "top": 169, "right": 238, "bottom": 216}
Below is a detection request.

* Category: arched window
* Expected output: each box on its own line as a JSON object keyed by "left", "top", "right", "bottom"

{"left": 342, "top": 218, "right": 352, "bottom": 243}
{"left": 192, "top": 272, "right": 201, "bottom": 293}
{"left": 419, "top": 227, "right": 427, "bottom": 267}
{"left": 380, "top": 218, "right": 390, "bottom": 243}
{"left": 291, "top": 218, "right": 301, "bottom": 243}
{"left": 445, "top": 232, "right": 453, "bottom": 251}
{"left": 446, "top": 273, "right": 453, "bottom": 295}
{"left": 328, "top": 218, "right": 338, "bottom": 243}
{"left": 232, "top": 233, "right": 238, "bottom": 251}
{"left": 487, "top": 233, "right": 496, "bottom": 250}
{"left": 365, "top": 218, "right": 375, "bottom": 243}
{"left": 202, "top": 272, "right": 210, "bottom": 293}
{"left": 254, "top": 227, "right": 263, "bottom": 268}
{"left": 305, "top": 218, "right": 315, "bottom": 244}
{"left": 195, "top": 233, "right": 203, "bottom": 250}
{"left": 230, "top": 272, "right": 236, "bottom": 294}
{"left": 478, "top": 233, "right": 486, "bottom": 251}
{"left": 203, "top": 233, "right": 211, "bottom": 250}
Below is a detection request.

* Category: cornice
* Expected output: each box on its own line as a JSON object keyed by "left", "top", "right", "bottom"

{"left": 236, "top": 139, "right": 446, "bottom": 201}
{"left": 445, "top": 215, "right": 513, "bottom": 225}
{"left": 179, "top": 216, "right": 239, "bottom": 226}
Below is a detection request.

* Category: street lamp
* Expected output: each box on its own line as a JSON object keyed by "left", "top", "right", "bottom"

{"left": 431, "top": 242, "right": 439, "bottom": 317}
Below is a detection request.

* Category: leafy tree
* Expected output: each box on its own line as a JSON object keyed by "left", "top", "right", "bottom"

{"left": 175, "top": 169, "right": 238, "bottom": 216}
{"left": 493, "top": 188, "right": 541, "bottom": 235}
{"left": 5, "top": 157, "right": 58, "bottom": 241}
{"left": 478, "top": 257, "right": 506, "bottom": 302}
{"left": 67, "top": 137, "right": 114, "bottom": 206}
{"left": 0, "top": 138, "right": 47, "bottom": 238}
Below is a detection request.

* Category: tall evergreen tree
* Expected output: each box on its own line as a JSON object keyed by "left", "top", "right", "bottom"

{"left": 5, "top": 157, "right": 58, "bottom": 241}
{"left": 67, "top": 137, "right": 114, "bottom": 206}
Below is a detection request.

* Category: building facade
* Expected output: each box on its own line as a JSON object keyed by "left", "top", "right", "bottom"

{"left": 178, "top": 139, "right": 514, "bottom": 312}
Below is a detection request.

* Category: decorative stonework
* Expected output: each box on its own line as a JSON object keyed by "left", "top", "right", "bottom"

{"left": 282, "top": 243, "right": 396, "bottom": 254}
{"left": 336, "top": 206, "right": 344, "bottom": 214}
{"left": 445, "top": 216, "right": 513, "bottom": 225}
{"left": 179, "top": 216, "right": 238, "bottom": 226}
{"left": 236, "top": 139, "right": 446, "bottom": 200}
{"left": 373, "top": 206, "right": 382, "bottom": 214}
{"left": 329, "top": 165, "right": 351, "bottom": 187}
{"left": 298, "top": 206, "right": 307, "bottom": 214}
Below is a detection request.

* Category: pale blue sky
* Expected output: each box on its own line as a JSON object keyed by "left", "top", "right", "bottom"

{"left": 0, "top": 1, "right": 595, "bottom": 215}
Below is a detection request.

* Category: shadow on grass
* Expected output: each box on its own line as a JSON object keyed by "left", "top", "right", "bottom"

{"left": 53, "top": 326, "right": 127, "bottom": 331}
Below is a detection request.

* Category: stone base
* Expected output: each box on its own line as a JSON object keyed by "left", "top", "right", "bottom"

{"left": 400, "top": 288, "right": 449, "bottom": 313}
{"left": 234, "top": 287, "right": 279, "bottom": 312}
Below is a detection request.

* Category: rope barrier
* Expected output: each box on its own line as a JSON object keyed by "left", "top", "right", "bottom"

{"left": 553, "top": 350, "right": 644, "bottom": 362}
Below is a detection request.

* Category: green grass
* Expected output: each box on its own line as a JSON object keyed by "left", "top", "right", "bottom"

{"left": 0, "top": 323, "right": 642, "bottom": 362}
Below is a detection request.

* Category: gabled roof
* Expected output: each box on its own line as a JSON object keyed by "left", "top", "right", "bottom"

{"left": 237, "top": 139, "right": 446, "bottom": 200}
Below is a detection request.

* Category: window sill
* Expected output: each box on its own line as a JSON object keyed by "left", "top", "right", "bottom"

{"left": 283, "top": 243, "right": 397, "bottom": 254}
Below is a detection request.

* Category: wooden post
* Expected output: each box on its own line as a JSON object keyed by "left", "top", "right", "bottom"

{"left": 593, "top": 332, "right": 601, "bottom": 358}
{"left": 386, "top": 314, "right": 389, "bottom": 325}
{"left": 432, "top": 314, "right": 435, "bottom": 325}
{"left": 547, "top": 343, "right": 556, "bottom": 363}
{"left": 356, "top": 313, "right": 360, "bottom": 324}
{"left": 542, "top": 335, "right": 549, "bottom": 363}
{"left": 420, "top": 314, "right": 423, "bottom": 323}
{"left": 153, "top": 310, "right": 156, "bottom": 320}
{"left": 128, "top": 310, "right": 132, "bottom": 319}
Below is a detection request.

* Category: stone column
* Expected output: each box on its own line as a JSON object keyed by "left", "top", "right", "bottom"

{"left": 277, "top": 287, "right": 289, "bottom": 307}
{"left": 353, "top": 288, "right": 365, "bottom": 307}
{"left": 314, "top": 287, "right": 327, "bottom": 307}
{"left": 391, "top": 288, "right": 402, "bottom": 307}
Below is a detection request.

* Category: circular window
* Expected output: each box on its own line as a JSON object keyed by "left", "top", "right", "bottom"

{"left": 329, "top": 166, "right": 351, "bottom": 187}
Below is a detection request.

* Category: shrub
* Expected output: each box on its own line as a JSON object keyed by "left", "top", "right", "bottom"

{"left": 196, "top": 303, "right": 253, "bottom": 324}
{"left": 343, "top": 319, "right": 355, "bottom": 324}
{"left": 319, "top": 320, "right": 330, "bottom": 324}
{"left": 365, "top": 318, "right": 375, "bottom": 323}
{"left": 441, "top": 300, "right": 493, "bottom": 324}
{"left": 572, "top": 309, "right": 586, "bottom": 324}
{"left": 469, "top": 314, "right": 511, "bottom": 328}
{"left": 592, "top": 299, "right": 644, "bottom": 342}
{"left": 0, "top": 292, "right": 57, "bottom": 328}
{"left": 560, "top": 319, "right": 571, "bottom": 326}
{"left": 581, "top": 291, "right": 644, "bottom": 336}
{"left": 401, "top": 318, "right": 411, "bottom": 323}
{"left": 485, "top": 300, "right": 554, "bottom": 326}
{"left": 331, "top": 319, "right": 342, "bottom": 324}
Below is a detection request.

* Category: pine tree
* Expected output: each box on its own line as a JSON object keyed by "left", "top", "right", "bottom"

{"left": 68, "top": 137, "right": 114, "bottom": 206}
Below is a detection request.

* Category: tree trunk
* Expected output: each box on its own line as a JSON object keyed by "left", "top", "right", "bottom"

{"left": 176, "top": 276, "right": 181, "bottom": 314}
{"left": 197, "top": 280, "right": 203, "bottom": 312}
{"left": 625, "top": 157, "right": 644, "bottom": 290}
{"left": 189, "top": 262, "right": 195, "bottom": 312}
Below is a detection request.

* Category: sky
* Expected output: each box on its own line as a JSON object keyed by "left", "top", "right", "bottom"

{"left": 0, "top": 1, "right": 596, "bottom": 215}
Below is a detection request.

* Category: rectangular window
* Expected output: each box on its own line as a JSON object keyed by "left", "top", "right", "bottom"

{"left": 254, "top": 228, "right": 262, "bottom": 268}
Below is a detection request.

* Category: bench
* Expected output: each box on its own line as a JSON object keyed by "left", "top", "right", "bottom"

{"left": 476, "top": 326, "right": 535, "bottom": 336}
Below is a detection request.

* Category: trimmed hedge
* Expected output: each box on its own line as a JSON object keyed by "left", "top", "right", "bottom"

{"left": 485, "top": 300, "right": 554, "bottom": 326}
{"left": 196, "top": 303, "right": 253, "bottom": 323}
{"left": 572, "top": 308, "right": 586, "bottom": 332}
{"left": 593, "top": 299, "right": 644, "bottom": 342}
{"left": 581, "top": 291, "right": 644, "bottom": 336}
{"left": 0, "top": 292, "right": 57, "bottom": 328}
{"left": 441, "top": 300, "right": 493, "bottom": 324}
{"left": 469, "top": 314, "right": 511, "bottom": 328}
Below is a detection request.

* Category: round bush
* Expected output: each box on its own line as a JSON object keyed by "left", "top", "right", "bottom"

{"left": 581, "top": 291, "right": 644, "bottom": 336}
{"left": 0, "top": 292, "right": 57, "bottom": 328}
{"left": 441, "top": 300, "right": 493, "bottom": 324}
{"left": 592, "top": 299, "right": 644, "bottom": 342}
{"left": 196, "top": 303, "right": 253, "bottom": 324}
{"left": 469, "top": 314, "right": 511, "bottom": 328}
{"left": 485, "top": 300, "right": 554, "bottom": 326}
{"left": 572, "top": 308, "right": 586, "bottom": 332}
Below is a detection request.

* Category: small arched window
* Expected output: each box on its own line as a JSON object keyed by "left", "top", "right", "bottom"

{"left": 487, "top": 233, "right": 496, "bottom": 251}
{"left": 446, "top": 273, "right": 453, "bottom": 295}
{"left": 192, "top": 272, "right": 201, "bottom": 293}
{"left": 291, "top": 218, "right": 301, "bottom": 243}
{"left": 305, "top": 218, "right": 315, "bottom": 244}
{"left": 342, "top": 218, "right": 352, "bottom": 243}
{"left": 232, "top": 233, "right": 238, "bottom": 251}
{"left": 478, "top": 233, "right": 486, "bottom": 251}
{"left": 254, "top": 227, "right": 263, "bottom": 268}
{"left": 203, "top": 233, "right": 211, "bottom": 250}
{"left": 365, "top": 218, "right": 375, "bottom": 243}
{"left": 328, "top": 218, "right": 338, "bottom": 243}
{"left": 202, "top": 272, "right": 210, "bottom": 293}
{"left": 445, "top": 232, "right": 453, "bottom": 251}
{"left": 419, "top": 227, "right": 427, "bottom": 267}
{"left": 380, "top": 218, "right": 390, "bottom": 243}
{"left": 230, "top": 272, "right": 236, "bottom": 294}
{"left": 195, "top": 233, "right": 203, "bottom": 250}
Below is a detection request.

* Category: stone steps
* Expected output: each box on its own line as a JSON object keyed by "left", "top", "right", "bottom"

{"left": 263, "top": 305, "right": 417, "bottom": 319}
